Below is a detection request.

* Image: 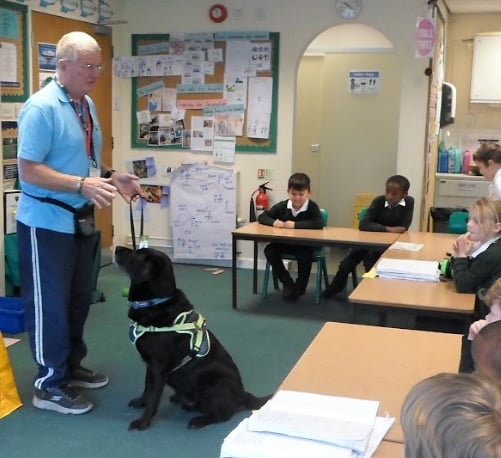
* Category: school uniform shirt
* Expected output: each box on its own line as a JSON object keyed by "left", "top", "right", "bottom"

{"left": 490, "top": 167, "right": 501, "bottom": 199}
{"left": 358, "top": 195, "right": 414, "bottom": 232}
{"left": 451, "top": 238, "right": 501, "bottom": 294}
{"left": 258, "top": 199, "right": 324, "bottom": 229}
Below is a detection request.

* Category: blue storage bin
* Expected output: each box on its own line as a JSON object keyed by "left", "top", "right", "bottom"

{"left": 0, "top": 297, "right": 25, "bottom": 334}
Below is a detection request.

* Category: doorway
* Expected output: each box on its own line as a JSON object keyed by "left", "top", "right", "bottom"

{"left": 293, "top": 24, "right": 400, "bottom": 229}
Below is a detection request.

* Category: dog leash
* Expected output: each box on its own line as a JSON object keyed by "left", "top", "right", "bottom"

{"left": 129, "top": 196, "right": 146, "bottom": 250}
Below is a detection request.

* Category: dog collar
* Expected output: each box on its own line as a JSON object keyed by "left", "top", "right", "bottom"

{"left": 129, "top": 297, "right": 170, "bottom": 309}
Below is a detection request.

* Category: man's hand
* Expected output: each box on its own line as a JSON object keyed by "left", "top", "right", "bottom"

{"left": 110, "top": 172, "right": 148, "bottom": 204}
{"left": 79, "top": 176, "right": 116, "bottom": 209}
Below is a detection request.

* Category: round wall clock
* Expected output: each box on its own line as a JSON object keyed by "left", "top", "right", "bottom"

{"left": 209, "top": 4, "right": 228, "bottom": 23}
{"left": 335, "top": 0, "right": 362, "bottom": 20}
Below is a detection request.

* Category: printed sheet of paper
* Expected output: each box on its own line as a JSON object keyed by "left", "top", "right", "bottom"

{"left": 0, "top": 42, "right": 17, "bottom": 83}
{"left": 247, "top": 76, "right": 272, "bottom": 139}
{"left": 213, "top": 136, "right": 236, "bottom": 164}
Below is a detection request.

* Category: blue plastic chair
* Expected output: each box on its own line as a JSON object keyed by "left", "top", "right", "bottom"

{"left": 447, "top": 211, "right": 468, "bottom": 234}
{"left": 261, "top": 209, "right": 329, "bottom": 304}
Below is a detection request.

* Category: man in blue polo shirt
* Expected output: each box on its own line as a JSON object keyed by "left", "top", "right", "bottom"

{"left": 17, "top": 31, "right": 144, "bottom": 415}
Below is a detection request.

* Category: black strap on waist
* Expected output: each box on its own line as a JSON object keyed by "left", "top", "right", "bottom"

{"left": 23, "top": 191, "right": 76, "bottom": 214}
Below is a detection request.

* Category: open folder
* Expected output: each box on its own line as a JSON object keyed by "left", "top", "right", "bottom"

{"left": 246, "top": 391, "right": 379, "bottom": 452}
{"left": 220, "top": 391, "right": 394, "bottom": 458}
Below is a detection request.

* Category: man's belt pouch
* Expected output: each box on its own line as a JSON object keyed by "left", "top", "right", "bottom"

{"left": 23, "top": 192, "right": 96, "bottom": 237}
{"left": 73, "top": 203, "right": 96, "bottom": 237}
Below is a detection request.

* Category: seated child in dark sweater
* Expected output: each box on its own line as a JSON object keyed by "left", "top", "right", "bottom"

{"left": 258, "top": 173, "right": 323, "bottom": 302}
{"left": 450, "top": 196, "right": 501, "bottom": 373}
{"left": 322, "top": 174, "right": 414, "bottom": 299}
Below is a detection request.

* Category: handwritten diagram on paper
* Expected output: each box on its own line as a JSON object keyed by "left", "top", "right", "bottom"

{"left": 170, "top": 164, "right": 236, "bottom": 260}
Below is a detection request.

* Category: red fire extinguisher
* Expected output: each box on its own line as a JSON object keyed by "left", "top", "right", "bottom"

{"left": 249, "top": 182, "right": 272, "bottom": 222}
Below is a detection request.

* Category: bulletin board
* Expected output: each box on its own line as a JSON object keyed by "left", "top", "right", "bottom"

{"left": 130, "top": 32, "right": 279, "bottom": 152}
{"left": 0, "top": 0, "right": 29, "bottom": 102}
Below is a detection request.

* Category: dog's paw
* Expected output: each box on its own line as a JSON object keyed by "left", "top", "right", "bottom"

{"left": 128, "top": 397, "right": 146, "bottom": 409}
{"left": 188, "top": 415, "right": 212, "bottom": 429}
{"left": 128, "top": 418, "right": 151, "bottom": 431}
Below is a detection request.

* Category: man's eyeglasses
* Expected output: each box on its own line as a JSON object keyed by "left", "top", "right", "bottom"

{"left": 80, "top": 63, "right": 104, "bottom": 72}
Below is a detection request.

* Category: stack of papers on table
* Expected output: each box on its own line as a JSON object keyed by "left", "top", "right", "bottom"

{"left": 220, "top": 390, "right": 394, "bottom": 458}
{"left": 376, "top": 258, "right": 440, "bottom": 282}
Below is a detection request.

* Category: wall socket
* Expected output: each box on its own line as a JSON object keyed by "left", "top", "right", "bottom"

{"left": 310, "top": 144, "right": 320, "bottom": 152}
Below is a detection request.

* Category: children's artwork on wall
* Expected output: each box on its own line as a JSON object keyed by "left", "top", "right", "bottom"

{"left": 128, "top": 156, "right": 157, "bottom": 179}
{"left": 121, "top": 31, "right": 279, "bottom": 153}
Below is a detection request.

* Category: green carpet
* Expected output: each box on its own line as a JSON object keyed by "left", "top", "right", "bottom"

{"left": 0, "top": 261, "right": 463, "bottom": 457}
{"left": 0, "top": 264, "right": 324, "bottom": 458}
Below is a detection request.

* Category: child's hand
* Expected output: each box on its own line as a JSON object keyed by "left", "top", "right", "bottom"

{"left": 453, "top": 233, "right": 474, "bottom": 257}
{"left": 283, "top": 220, "right": 295, "bottom": 229}
{"left": 386, "top": 226, "right": 406, "bottom": 233}
{"left": 273, "top": 219, "right": 285, "bottom": 228}
{"left": 468, "top": 319, "right": 487, "bottom": 340}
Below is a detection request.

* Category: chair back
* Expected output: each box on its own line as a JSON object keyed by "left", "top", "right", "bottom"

{"left": 358, "top": 207, "right": 368, "bottom": 221}
{"left": 448, "top": 211, "right": 468, "bottom": 234}
{"left": 320, "top": 208, "right": 329, "bottom": 227}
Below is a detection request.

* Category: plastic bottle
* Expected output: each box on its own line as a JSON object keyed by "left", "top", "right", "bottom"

{"left": 438, "top": 142, "right": 448, "bottom": 173}
{"left": 462, "top": 149, "right": 472, "bottom": 174}
{"left": 447, "top": 147, "right": 455, "bottom": 173}
{"left": 453, "top": 147, "right": 462, "bottom": 173}
{"left": 447, "top": 147, "right": 461, "bottom": 173}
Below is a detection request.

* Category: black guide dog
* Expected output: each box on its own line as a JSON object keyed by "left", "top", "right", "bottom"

{"left": 115, "top": 246, "right": 271, "bottom": 431}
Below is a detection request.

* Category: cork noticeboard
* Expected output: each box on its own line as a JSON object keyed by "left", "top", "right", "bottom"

{"left": 130, "top": 32, "right": 279, "bottom": 153}
{"left": 0, "top": 0, "right": 29, "bottom": 101}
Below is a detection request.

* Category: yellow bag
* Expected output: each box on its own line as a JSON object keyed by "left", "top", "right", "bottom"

{"left": 0, "top": 332, "right": 23, "bottom": 419}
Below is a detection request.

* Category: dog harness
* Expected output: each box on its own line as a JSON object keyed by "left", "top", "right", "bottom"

{"left": 129, "top": 309, "right": 211, "bottom": 371}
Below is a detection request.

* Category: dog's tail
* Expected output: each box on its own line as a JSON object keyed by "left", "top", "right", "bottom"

{"left": 243, "top": 392, "right": 272, "bottom": 410}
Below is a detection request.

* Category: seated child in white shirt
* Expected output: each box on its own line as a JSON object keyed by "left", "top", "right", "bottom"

{"left": 468, "top": 277, "right": 501, "bottom": 340}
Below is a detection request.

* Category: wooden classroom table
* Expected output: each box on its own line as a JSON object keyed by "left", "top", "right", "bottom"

{"left": 384, "top": 231, "right": 457, "bottom": 261}
{"left": 231, "top": 222, "right": 399, "bottom": 309}
{"left": 374, "top": 440, "right": 404, "bottom": 457}
{"left": 348, "top": 231, "right": 475, "bottom": 322}
{"left": 279, "top": 322, "right": 462, "bottom": 444}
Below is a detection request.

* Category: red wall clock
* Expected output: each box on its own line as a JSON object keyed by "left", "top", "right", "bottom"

{"left": 209, "top": 4, "right": 228, "bottom": 23}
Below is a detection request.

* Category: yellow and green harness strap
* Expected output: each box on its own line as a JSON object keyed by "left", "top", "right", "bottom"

{"left": 129, "top": 310, "right": 210, "bottom": 359}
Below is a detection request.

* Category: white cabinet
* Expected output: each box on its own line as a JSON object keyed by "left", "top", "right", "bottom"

{"left": 434, "top": 173, "right": 490, "bottom": 208}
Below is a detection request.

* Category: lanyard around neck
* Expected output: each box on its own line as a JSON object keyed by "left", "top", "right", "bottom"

{"left": 54, "top": 77, "right": 95, "bottom": 161}
{"left": 72, "top": 98, "right": 93, "bottom": 159}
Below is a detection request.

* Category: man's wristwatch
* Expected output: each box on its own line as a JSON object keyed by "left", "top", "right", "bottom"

{"left": 76, "top": 176, "right": 85, "bottom": 194}
{"left": 103, "top": 169, "right": 116, "bottom": 179}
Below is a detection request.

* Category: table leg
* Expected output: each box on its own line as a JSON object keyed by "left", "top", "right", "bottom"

{"left": 232, "top": 235, "right": 237, "bottom": 309}
{"left": 253, "top": 240, "right": 258, "bottom": 294}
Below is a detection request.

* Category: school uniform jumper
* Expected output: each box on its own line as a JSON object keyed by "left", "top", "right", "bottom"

{"left": 323, "top": 195, "right": 414, "bottom": 297}
{"left": 452, "top": 237, "right": 501, "bottom": 373}
{"left": 258, "top": 199, "right": 324, "bottom": 293}
{"left": 16, "top": 80, "right": 102, "bottom": 390}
